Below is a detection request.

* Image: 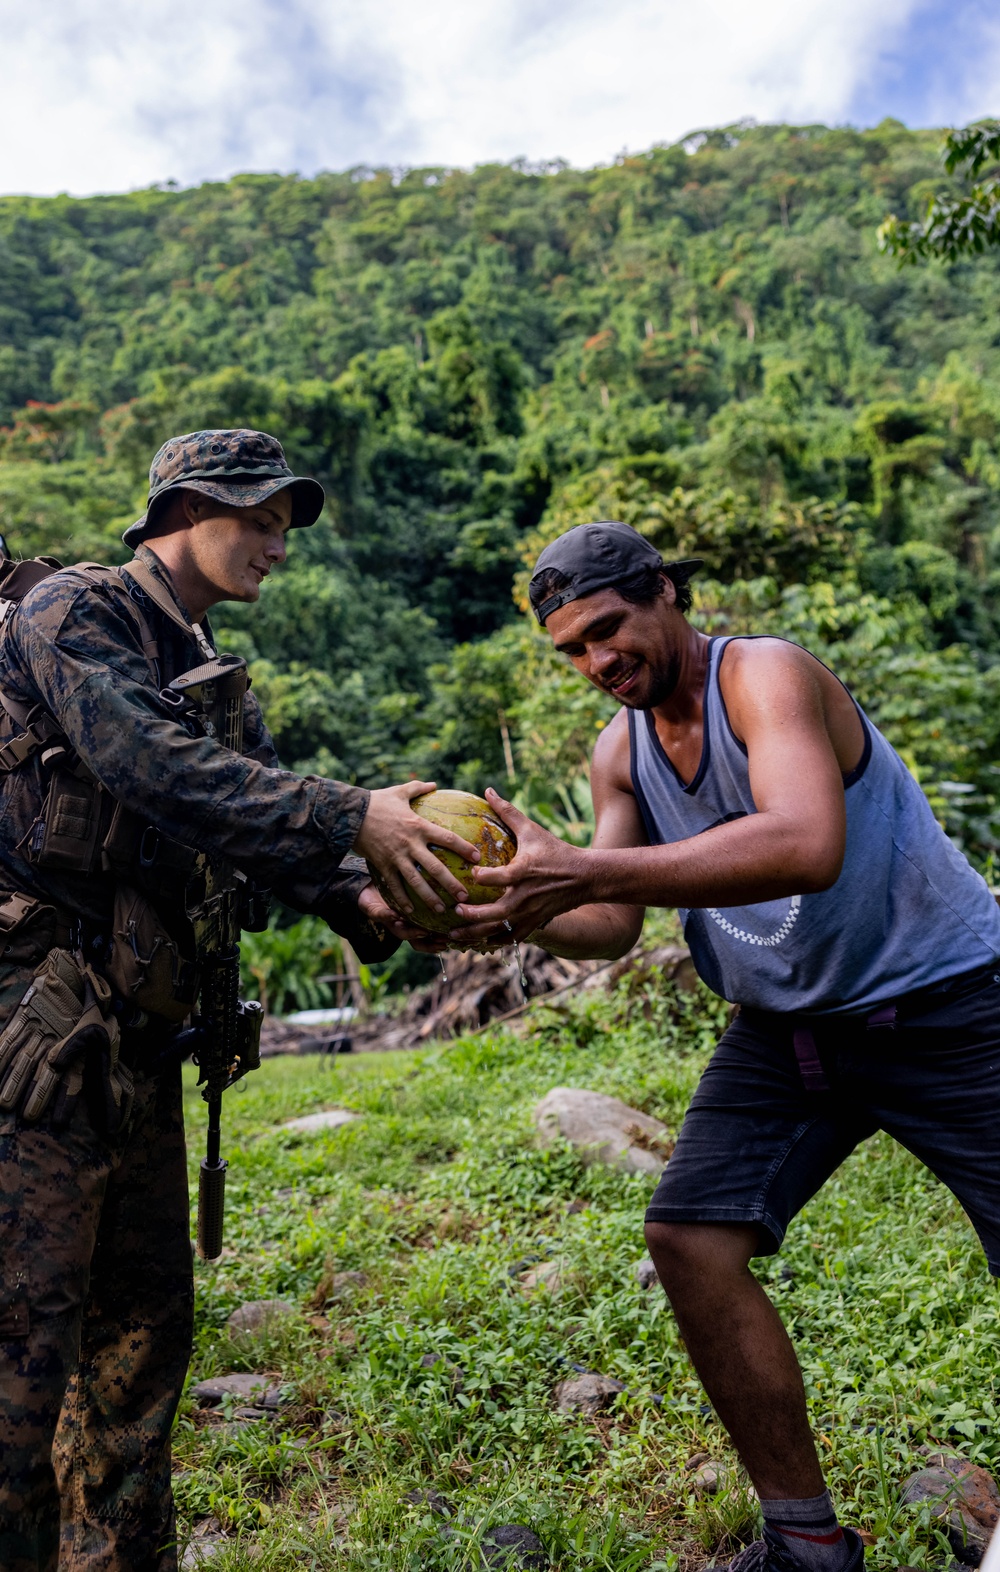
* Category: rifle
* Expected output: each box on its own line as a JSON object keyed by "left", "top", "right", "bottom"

{"left": 159, "top": 655, "right": 265, "bottom": 1259}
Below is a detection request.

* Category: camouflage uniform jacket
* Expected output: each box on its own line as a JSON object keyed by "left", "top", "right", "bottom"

{"left": 0, "top": 545, "right": 396, "bottom": 959}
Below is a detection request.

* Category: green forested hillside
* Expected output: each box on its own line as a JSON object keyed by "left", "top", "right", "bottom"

{"left": 3, "top": 120, "right": 1000, "bottom": 861}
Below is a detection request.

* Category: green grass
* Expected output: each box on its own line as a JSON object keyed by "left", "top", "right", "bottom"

{"left": 174, "top": 970, "right": 999, "bottom": 1569}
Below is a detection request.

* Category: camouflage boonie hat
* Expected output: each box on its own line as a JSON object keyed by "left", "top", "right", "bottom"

{"left": 123, "top": 428, "right": 325, "bottom": 546}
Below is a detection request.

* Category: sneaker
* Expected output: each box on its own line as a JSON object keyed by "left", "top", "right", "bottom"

{"left": 721, "top": 1527, "right": 866, "bottom": 1572}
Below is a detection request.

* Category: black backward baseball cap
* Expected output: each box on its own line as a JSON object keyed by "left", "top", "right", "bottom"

{"left": 528, "top": 521, "right": 702, "bottom": 625}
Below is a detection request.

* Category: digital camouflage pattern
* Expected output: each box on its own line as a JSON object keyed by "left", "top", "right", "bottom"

{"left": 0, "top": 542, "right": 389, "bottom": 1568}
{"left": 123, "top": 428, "right": 325, "bottom": 545}
{"left": 0, "top": 1054, "right": 191, "bottom": 1572}
{"left": 0, "top": 545, "right": 380, "bottom": 941}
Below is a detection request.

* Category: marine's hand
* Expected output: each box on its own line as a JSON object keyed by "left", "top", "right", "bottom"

{"left": 357, "top": 883, "right": 449, "bottom": 953}
{"left": 353, "top": 780, "right": 479, "bottom": 918}
{"left": 450, "top": 788, "right": 591, "bottom": 944}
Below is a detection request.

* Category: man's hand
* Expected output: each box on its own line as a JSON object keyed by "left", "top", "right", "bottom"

{"left": 353, "top": 780, "right": 479, "bottom": 919}
{"left": 449, "top": 788, "right": 592, "bottom": 945}
{"left": 357, "top": 883, "right": 449, "bottom": 953}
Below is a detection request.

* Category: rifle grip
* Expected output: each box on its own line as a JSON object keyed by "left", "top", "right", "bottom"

{"left": 197, "top": 1158, "right": 228, "bottom": 1260}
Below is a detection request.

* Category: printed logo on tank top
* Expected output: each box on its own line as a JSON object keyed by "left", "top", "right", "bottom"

{"left": 704, "top": 894, "right": 802, "bottom": 948}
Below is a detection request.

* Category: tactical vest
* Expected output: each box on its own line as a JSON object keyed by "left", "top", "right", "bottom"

{"left": 0, "top": 554, "right": 268, "bottom": 1020}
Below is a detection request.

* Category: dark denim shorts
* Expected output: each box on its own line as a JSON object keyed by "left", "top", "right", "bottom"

{"left": 645, "top": 961, "right": 1000, "bottom": 1274}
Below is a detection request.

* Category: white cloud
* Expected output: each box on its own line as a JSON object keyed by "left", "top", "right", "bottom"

{"left": 0, "top": 0, "right": 960, "bottom": 196}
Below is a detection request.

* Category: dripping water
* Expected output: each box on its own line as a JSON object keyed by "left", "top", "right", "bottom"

{"left": 438, "top": 954, "right": 448, "bottom": 985}
{"left": 512, "top": 941, "right": 528, "bottom": 1002}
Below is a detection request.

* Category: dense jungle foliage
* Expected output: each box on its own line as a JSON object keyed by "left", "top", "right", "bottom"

{"left": 3, "top": 118, "right": 1000, "bottom": 865}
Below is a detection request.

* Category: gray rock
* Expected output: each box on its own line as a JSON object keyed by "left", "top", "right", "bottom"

{"left": 902, "top": 1455, "right": 1000, "bottom": 1565}
{"left": 419, "top": 1353, "right": 466, "bottom": 1387}
{"left": 554, "top": 1372, "right": 625, "bottom": 1415}
{"left": 282, "top": 1107, "right": 358, "bottom": 1133}
{"left": 518, "top": 1261, "right": 562, "bottom": 1295}
{"left": 329, "top": 1270, "right": 368, "bottom": 1300}
{"left": 533, "top": 1088, "right": 672, "bottom": 1176}
{"left": 481, "top": 1525, "right": 548, "bottom": 1569}
{"left": 684, "top": 1451, "right": 712, "bottom": 1470}
{"left": 635, "top": 1257, "right": 659, "bottom": 1290}
{"left": 226, "top": 1299, "right": 295, "bottom": 1338}
{"left": 191, "top": 1371, "right": 282, "bottom": 1407}
{"left": 688, "top": 1461, "right": 729, "bottom": 1495}
{"left": 180, "top": 1536, "right": 227, "bottom": 1568}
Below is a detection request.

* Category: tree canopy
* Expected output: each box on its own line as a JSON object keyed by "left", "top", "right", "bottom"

{"left": 3, "top": 119, "right": 1000, "bottom": 865}
{"left": 879, "top": 121, "right": 1000, "bottom": 262}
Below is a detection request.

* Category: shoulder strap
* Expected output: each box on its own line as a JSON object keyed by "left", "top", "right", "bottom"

{"left": 76, "top": 565, "right": 162, "bottom": 681}
{"left": 0, "top": 560, "right": 161, "bottom": 773}
{"left": 119, "top": 558, "right": 215, "bottom": 662}
{"left": 0, "top": 555, "right": 215, "bottom": 777}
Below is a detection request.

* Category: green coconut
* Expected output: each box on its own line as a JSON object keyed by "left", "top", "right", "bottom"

{"left": 372, "top": 789, "right": 517, "bottom": 934}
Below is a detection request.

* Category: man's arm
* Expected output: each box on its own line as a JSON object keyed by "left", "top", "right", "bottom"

{"left": 242, "top": 691, "right": 449, "bottom": 959}
{"left": 454, "top": 642, "right": 848, "bottom": 943}
{"left": 514, "top": 713, "right": 645, "bottom": 960}
{"left": 8, "top": 576, "right": 477, "bottom": 917}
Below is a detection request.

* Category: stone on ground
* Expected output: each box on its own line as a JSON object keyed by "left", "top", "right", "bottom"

{"left": 554, "top": 1372, "right": 625, "bottom": 1415}
{"left": 190, "top": 1371, "right": 282, "bottom": 1407}
{"left": 518, "top": 1261, "right": 562, "bottom": 1294}
{"left": 282, "top": 1107, "right": 358, "bottom": 1132}
{"left": 329, "top": 1270, "right": 368, "bottom": 1299}
{"left": 481, "top": 1524, "right": 549, "bottom": 1568}
{"left": 180, "top": 1533, "right": 227, "bottom": 1567}
{"left": 901, "top": 1454, "right": 999, "bottom": 1564}
{"left": 635, "top": 1257, "right": 659, "bottom": 1290}
{"left": 688, "top": 1460, "right": 730, "bottom": 1495}
{"left": 533, "top": 1087, "right": 671, "bottom": 1176}
{"left": 226, "top": 1298, "right": 295, "bottom": 1338}
{"left": 419, "top": 1353, "right": 466, "bottom": 1385}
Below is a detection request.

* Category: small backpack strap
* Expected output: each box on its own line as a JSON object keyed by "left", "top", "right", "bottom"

{"left": 0, "top": 556, "right": 73, "bottom": 773}
{"left": 0, "top": 555, "right": 212, "bottom": 777}
{"left": 118, "top": 558, "right": 215, "bottom": 662}
{"left": 0, "top": 702, "right": 69, "bottom": 774}
{"left": 76, "top": 565, "right": 163, "bottom": 682}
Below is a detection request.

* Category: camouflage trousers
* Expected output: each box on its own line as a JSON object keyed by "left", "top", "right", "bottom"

{"left": 0, "top": 967, "right": 194, "bottom": 1572}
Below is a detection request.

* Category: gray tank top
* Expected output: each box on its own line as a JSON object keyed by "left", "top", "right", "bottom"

{"left": 628, "top": 636, "right": 1000, "bottom": 1014}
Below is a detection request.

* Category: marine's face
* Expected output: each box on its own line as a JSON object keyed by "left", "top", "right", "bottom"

{"left": 545, "top": 582, "right": 682, "bottom": 708}
{"left": 185, "top": 491, "right": 293, "bottom": 604}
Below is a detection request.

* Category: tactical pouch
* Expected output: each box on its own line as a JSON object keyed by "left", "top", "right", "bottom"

{"left": 0, "top": 948, "right": 133, "bottom": 1132}
{"left": 107, "top": 885, "right": 197, "bottom": 1024}
{"left": 0, "top": 891, "right": 57, "bottom": 966}
{"left": 101, "top": 799, "right": 144, "bottom": 873}
{"left": 35, "top": 767, "right": 112, "bottom": 875}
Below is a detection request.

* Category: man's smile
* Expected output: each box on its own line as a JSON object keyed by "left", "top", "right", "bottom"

{"left": 605, "top": 661, "right": 640, "bottom": 697}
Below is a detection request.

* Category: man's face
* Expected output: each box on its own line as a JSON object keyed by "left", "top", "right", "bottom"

{"left": 184, "top": 491, "right": 293, "bottom": 604}
{"left": 545, "top": 581, "right": 682, "bottom": 708}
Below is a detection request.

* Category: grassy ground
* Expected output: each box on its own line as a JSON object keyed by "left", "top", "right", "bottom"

{"left": 174, "top": 964, "right": 1000, "bottom": 1569}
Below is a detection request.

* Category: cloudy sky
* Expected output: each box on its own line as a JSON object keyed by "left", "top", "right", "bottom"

{"left": 1, "top": 0, "right": 997, "bottom": 196}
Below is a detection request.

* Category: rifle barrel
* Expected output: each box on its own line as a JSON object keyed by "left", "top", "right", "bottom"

{"left": 198, "top": 1090, "right": 227, "bottom": 1260}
